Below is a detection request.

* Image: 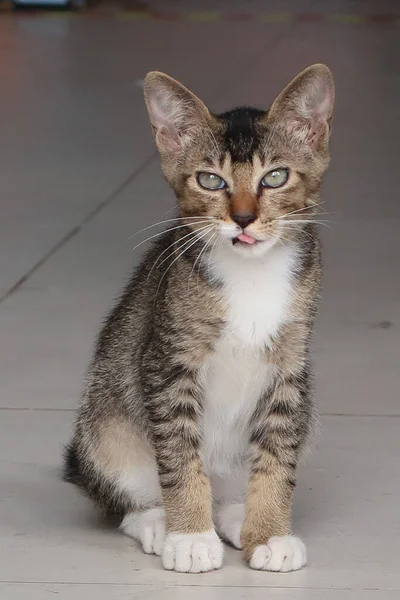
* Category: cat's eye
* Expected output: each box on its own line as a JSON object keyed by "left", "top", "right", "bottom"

{"left": 261, "top": 168, "right": 289, "bottom": 189}
{"left": 197, "top": 172, "right": 226, "bottom": 191}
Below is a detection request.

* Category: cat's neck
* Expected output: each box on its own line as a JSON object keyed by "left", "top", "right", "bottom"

{"left": 207, "top": 238, "right": 299, "bottom": 284}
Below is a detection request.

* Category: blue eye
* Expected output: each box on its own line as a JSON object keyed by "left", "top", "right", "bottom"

{"left": 197, "top": 172, "right": 226, "bottom": 190}
{"left": 261, "top": 168, "right": 289, "bottom": 189}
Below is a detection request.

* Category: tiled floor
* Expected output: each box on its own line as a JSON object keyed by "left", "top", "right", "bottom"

{"left": 1, "top": 1, "right": 399, "bottom": 598}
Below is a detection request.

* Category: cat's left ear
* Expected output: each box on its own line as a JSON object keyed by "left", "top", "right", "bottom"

{"left": 143, "top": 71, "right": 212, "bottom": 154}
{"left": 267, "top": 64, "right": 335, "bottom": 150}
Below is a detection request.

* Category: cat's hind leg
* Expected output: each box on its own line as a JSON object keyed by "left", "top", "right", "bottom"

{"left": 212, "top": 473, "right": 246, "bottom": 550}
{"left": 65, "top": 417, "right": 165, "bottom": 555}
{"left": 215, "top": 502, "right": 244, "bottom": 550}
{"left": 120, "top": 507, "right": 165, "bottom": 556}
{"left": 92, "top": 420, "right": 165, "bottom": 554}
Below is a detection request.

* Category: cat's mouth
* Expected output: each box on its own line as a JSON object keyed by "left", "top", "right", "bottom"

{"left": 232, "top": 233, "right": 257, "bottom": 246}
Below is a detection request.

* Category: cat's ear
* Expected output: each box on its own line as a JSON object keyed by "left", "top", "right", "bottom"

{"left": 144, "top": 72, "right": 211, "bottom": 153}
{"left": 267, "top": 64, "right": 335, "bottom": 149}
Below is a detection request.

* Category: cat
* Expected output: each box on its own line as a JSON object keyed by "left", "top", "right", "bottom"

{"left": 64, "top": 64, "right": 334, "bottom": 573}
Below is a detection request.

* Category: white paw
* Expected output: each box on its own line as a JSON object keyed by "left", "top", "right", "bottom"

{"left": 120, "top": 508, "right": 165, "bottom": 556}
{"left": 162, "top": 530, "right": 224, "bottom": 573}
{"left": 250, "top": 535, "right": 307, "bottom": 572}
{"left": 215, "top": 503, "right": 244, "bottom": 549}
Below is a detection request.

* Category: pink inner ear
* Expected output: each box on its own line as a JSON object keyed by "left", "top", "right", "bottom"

{"left": 311, "top": 79, "right": 333, "bottom": 122}
{"left": 306, "top": 118, "right": 327, "bottom": 148}
{"left": 158, "top": 125, "right": 182, "bottom": 152}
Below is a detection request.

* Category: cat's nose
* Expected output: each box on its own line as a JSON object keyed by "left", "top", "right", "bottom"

{"left": 232, "top": 213, "right": 256, "bottom": 230}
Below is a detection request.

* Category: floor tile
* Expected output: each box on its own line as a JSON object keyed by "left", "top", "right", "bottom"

{"left": 1, "top": 1, "right": 399, "bottom": 596}
{"left": 0, "top": 411, "right": 398, "bottom": 591}
{"left": 1, "top": 584, "right": 399, "bottom": 600}
{"left": 0, "top": 13, "right": 281, "bottom": 297}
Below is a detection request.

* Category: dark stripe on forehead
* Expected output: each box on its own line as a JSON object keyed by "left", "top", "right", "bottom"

{"left": 216, "top": 107, "right": 266, "bottom": 163}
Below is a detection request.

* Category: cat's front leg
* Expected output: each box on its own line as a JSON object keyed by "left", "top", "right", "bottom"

{"left": 241, "top": 325, "right": 312, "bottom": 572}
{"left": 143, "top": 360, "right": 223, "bottom": 573}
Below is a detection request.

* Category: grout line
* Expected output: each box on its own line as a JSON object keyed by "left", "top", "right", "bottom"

{"left": 320, "top": 413, "right": 400, "bottom": 418}
{"left": 1, "top": 580, "right": 396, "bottom": 591}
{"left": 0, "top": 227, "right": 79, "bottom": 304}
{"left": 0, "top": 153, "right": 156, "bottom": 305}
{"left": 0, "top": 24, "right": 291, "bottom": 305}
{"left": 0, "top": 407, "right": 399, "bottom": 418}
{"left": 0, "top": 407, "right": 76, "bottom": 412}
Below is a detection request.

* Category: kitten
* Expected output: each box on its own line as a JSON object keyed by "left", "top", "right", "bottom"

{"left": 64, "top": 64, "right": 334, "bottom": 573}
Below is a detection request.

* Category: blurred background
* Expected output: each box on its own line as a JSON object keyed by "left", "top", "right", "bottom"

{"left": 0, "top": 1, "right": 399, "bottom": 598}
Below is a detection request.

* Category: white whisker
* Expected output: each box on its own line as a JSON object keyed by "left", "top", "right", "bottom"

{"left": 155, "top": 225, "right": 215, "bottom": 274}
{"left": 189, "top": 230, "right": 217, "bottom": 292}
{"left": 207, "top": 235, "right": 220, "bottom": 280}
{"left": 277, "top": 224, "right": 315, "bottom": 242}
{"left": 277, "top": 205, "right": 317, "bottom": 219}
{"left": 154, "top": 227, "right": 214, "bottom": 302}
{"left": 149, "top": 224, "right": 213, "bottom": 278}
{"left": 281, "top": 219, "right": 331, "bottom": 228}
{"left": 160, "top": 205, "right": 178, "bottom": 218}
{"left": 198, "top": 231, "right": 218, "bottom": 290}
{"left": 128, "top": 216, "right": 216, "bottom": 241}
{"left": 131, "top": 221, "right": 212, "bottom": 254}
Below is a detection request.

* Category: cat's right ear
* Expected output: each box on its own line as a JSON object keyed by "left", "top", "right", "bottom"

{"left": 143, "top": 72, "right": 211, "bottom": 154}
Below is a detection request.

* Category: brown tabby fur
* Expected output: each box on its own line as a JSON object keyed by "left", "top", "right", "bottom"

{"left": 64, "top": 64, "right": 334, "bottom": 569}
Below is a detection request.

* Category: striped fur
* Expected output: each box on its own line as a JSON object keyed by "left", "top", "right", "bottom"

{"left": 64, "top": 64, "right": 334, "bottom": 572}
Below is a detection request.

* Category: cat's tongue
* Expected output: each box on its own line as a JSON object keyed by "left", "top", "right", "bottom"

{"left": 237, "top": 233, "right": 256, "bottom": 245}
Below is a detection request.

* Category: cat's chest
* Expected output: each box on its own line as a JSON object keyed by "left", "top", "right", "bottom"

{"left": 210, "top": 242, "right": 298, "bottom": 345}
{"left": 202, "top": 340, "right": 273, "bottom": 476}
{"left": 201, "top": 243, "right": 298, "bottom": 476}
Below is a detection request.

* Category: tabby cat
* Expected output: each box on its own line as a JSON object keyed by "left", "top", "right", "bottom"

{"left": 64, "top": 64, "right": 334, "bottom": 573}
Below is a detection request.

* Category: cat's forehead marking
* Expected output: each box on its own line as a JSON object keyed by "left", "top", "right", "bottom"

{"left": 231, "top": 162, "right": 253, "bottom": 192}
{"left": 250, "top": 154, "right": 267, "bottom": 189}
{"left": 219, "top": 153, "right": 232, "bottom": 172}
{"left": 217, "top": 107, "right": 265, "bottom": 163}
{"left": 217, "top": 153, "right": 266, "bottom": 193}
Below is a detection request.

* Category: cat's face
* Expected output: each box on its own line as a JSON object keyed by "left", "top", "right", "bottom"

{"left": 144, "top": 65, "right": 334, "bottom": 258}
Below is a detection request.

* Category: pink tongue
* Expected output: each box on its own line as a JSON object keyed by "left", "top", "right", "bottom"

{"left": 237, "top": 233, "right": 256, "bottom": 245}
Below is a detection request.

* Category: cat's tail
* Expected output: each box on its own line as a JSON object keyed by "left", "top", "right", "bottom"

{"left": 62, "top": 438, "right": 131, "bottom": 520}
{"left": 63, "top": 440, "right": 82, "bottom": 484}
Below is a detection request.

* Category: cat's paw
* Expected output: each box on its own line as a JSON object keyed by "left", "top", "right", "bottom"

{"left": 250, "top": 535, "right": 307, "bottom": 572}
{"left": 215, "top": 503, "right": 244, "bottom": 549}
{"left": 162, "top": 530, "right": 224, "bottom": 573}
{"left": 120, "top": 507, "right": 165, "bottom": 556}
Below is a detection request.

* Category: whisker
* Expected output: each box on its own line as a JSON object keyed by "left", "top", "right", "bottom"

{"left": 159, "top": 227, "right": 214, "bottom": 271}
{"left": 281, "top": 219, "right": 332, "bottom": 228}
{"left": 128, "top": 216, "right": 216, "bottom": 241}
{"left": 154, "top": 227, "right": 213, "bottom": 302}
{"left": 277, "top": 204, "right": 323, "bottom": 219}
{"left": 131, "top": 221, "right": 212, "bottom": 254}
{"left": 207, "top": 235, "right": 220, "bottom": 280}
{"left": 155, "top": 225, "right": 215, "bottom": 273}
{"left": 277, "top": 224, "right": 316, "bottom": 242}
{"left": 198, "top": 232, "right": 218, "bottom": 290}
{"left": 160, "top": 205, "right": 179, "bottom": 217}
{"left": 189, "top": 230, "right": 217, "bottom": 292}
{"left": 148, "top": 224, "right": 213, "bottom": 277}
{"left": 274, "top": 233, "right": 287, "bottom": 249}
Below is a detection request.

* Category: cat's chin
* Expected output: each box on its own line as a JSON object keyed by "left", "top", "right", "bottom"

{"left": 230, "top": 237, "right": 279, "bottom": 258}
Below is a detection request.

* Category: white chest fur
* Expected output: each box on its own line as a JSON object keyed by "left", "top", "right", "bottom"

{"left": 201, "top": 243, "right": 298, "bottom": 482}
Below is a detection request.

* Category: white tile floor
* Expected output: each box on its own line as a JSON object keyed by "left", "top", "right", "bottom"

{"left": 1, "top": 2, "right": 399, "bottom": 598}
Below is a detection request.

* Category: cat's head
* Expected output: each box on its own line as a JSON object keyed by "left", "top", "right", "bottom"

{"left": 144, "top": 64, "right": 334, "bottom": 258}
